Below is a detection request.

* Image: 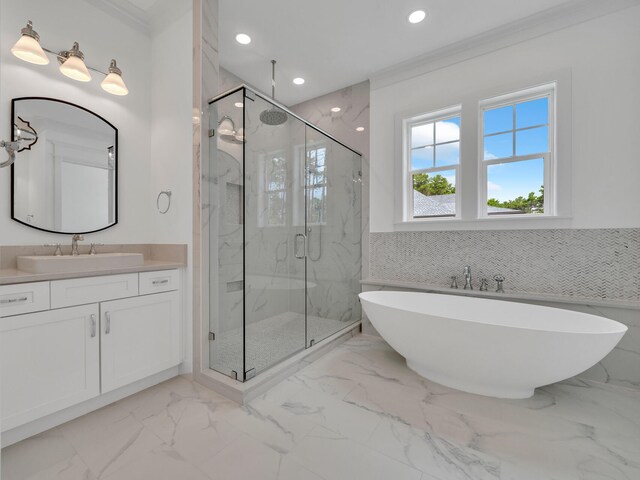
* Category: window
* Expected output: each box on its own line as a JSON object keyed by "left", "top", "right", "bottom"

{"left": 405, "top": 107, "right": 461, "bottom": 219}
{"left": 480, "top": 84, "right": 555, "bottom": 216}
{"left": 264, "top": 153, "right": 287, "bottom": 225}
{"left": 306, "top": 145, "right": 327, "bottom": 224}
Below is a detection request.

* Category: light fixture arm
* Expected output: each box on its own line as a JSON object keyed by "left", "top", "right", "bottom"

{"left": 39, "top": 46, "right": 109, "bottom": 76}
{"left": 0, "top": 141, "right": 20, "bottom": 169}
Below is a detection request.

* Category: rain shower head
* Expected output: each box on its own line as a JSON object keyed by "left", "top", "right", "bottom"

{"left": 260, "top": 108, "right": 287, "bottom": 126}
{"left": 260, "top": 60, "right": 287, "bottom": 126}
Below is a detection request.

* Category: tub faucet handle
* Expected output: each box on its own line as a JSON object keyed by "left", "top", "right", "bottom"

{"left": 493, "top": 275, "right": 505, "bottom": 293}
{"left": 479, "top": 278, "right": 489, "bottom": 291}
{"left": 450, "top": 276, "right": 458, "bottom": 289}
{"left": 44, "top": 243, "right": 63, "bottom": 256}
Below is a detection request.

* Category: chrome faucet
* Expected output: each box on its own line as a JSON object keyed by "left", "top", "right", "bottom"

{"left": 463, "top": 265, "right": 472, "bottom": 290}
{"left": 71, "top": 234, "right": 84, "bottom": 256}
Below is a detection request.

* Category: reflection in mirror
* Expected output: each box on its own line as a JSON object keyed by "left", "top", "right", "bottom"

{"left": 11, "top": 97, "right": 117, "bottom": 234}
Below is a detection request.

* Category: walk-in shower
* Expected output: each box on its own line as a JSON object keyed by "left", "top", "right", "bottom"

{"left": 207, "top": 86, "right": 362, "bottom": 381}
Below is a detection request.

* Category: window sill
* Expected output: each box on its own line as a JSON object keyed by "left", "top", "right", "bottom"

{"left": 394, "top": 215, "right": 572, "bottom": 231}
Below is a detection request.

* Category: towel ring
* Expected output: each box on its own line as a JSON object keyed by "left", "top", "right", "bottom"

{"left": 157, "top": 190, "right": 172, "bottom": 214}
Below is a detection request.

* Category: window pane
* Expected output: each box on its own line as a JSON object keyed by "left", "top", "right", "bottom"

{"left": 267, "top": 191, "right": 286, "bottom": 225}
{"left": 307, "top": 187, "right": 326, "bottom": 224}
{"left": 484, "top": 105, "right": 513, "bottom": 135}
{"left": 435, "top": 117, "right": 460, "bottom": 143}
{"left": 411, "top": 123, "right": 434, "bottom": 148}
{"left": 266, "top": 157, "right": 286, "bottom": 190}
{"left": 412, "top": 170, "right": 456, "bottom": 218}
{"left": 411, "top": 146, "right": 434, "bottom": 170}
{"left": 484, "top": 132, "right": 513, "bottom": 159}
{"left": 487, "top": 158, "right": 544, "bottom": 215}
{"left": 516, "top": 126, "right": 548, "bottom": 156}
{"left": 516, "top": 97, "right": 548, "bottom": 129}
{"left": 435, "top": 141, "right": 459, "bottom": 167}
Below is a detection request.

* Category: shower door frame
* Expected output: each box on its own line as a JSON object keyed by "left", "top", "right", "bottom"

{"left": 207, "top": 85, "right": 363, "bottom": 382}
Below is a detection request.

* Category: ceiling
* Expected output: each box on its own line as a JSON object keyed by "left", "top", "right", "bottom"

{"left": 220, "top": 0, "right": 576, "bottom": 106}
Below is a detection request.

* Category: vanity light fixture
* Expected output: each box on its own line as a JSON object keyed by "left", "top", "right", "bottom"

{"left": 10, "top": 20, "right": 129, "bottom": 95}
{"left": 11, "top": 21, "right": 49, "bottom": 65}
{"left": 100, "top": 60, "right": 128, "bottom": 95}
{"left": 58, "top": 42, "right": 91, "bottom": 82}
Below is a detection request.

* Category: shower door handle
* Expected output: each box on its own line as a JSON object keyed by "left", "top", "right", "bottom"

{"left": 294, "top": 234, "right": 307, "bottom": 259}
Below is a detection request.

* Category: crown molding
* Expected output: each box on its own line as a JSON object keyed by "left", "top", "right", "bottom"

{"left": 85, "top": 0, "right": 151, "bottom": 35}
{"left": 370, "top": 0, "right": 640, "bottom": 90}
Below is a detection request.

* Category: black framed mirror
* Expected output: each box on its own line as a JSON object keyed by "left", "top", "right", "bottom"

{"left": 11, "top": 97, "right": 118, "bottom": 234}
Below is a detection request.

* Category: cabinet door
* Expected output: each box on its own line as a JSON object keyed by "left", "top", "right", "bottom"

{"left": 0, "top": 304, "right": 100, "bottom": 431}
{"left": 101, "top": 291, "right": 181, "bottom": 393}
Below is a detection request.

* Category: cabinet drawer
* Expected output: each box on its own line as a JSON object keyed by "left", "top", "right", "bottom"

{"left": 51, "top": 274, "right": 138, "bottom": 308}
{"left": 0, "top": 282, "right": 50, "bottom": 317}
{"left": 139, "top": 269, "right": 180, "bottom": 295}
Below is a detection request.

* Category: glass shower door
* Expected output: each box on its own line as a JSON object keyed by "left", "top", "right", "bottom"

{"left": 243, "top": 93, "right": 307, "bottom": 377}
{"left": 304, "top": 127, "right": 362, "bottom": 346}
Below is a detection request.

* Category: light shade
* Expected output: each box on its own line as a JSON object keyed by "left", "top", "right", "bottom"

{"left": 59, "top": 43, "right": 91, "bottom": 82}
{"left": 100, "top": 60, "right": 128, "bottom": 96}
{"left": 11, "top": 22, "right": 49, "bottom": 65}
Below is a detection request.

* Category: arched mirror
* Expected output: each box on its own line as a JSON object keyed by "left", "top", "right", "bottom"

{"left": 11, "top": 97, "right": 117, "bottom": 234}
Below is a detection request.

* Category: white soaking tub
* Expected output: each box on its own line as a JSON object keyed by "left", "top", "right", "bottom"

{"left": 359, "top": 291, "right": 627, "bottom": 399}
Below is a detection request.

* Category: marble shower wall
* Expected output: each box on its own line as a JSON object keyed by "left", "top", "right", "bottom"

{"left": 193, "top": 0, "right": 219, "bottom": 377}
{"left": 291, "top": 81, "right": 370, "bottom": 280}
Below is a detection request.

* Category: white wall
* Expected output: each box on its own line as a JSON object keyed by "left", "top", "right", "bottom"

{"left": 0, "top": 0, "right": 153, "bottom": 243}
{"left": 370, "top": 5, "right": 640, "bottom": 232}
{"left": 149, "top": 8, "right": 194, "bottom": 373}
{"left": 0, "top": 0, "right": 194, "bottom": 370}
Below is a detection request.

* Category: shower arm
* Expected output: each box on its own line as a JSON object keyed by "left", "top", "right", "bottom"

{"left": 270, "top": 59, "right": 276, "bottom": 99}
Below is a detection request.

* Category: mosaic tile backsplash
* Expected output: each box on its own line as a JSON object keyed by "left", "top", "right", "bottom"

{"left": 369, "top": 229, "right": 640, "bottom": 302}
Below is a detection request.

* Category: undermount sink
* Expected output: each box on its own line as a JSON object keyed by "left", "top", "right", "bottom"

{"left": 17, "top": 253, "right": 144, "bottom": 274}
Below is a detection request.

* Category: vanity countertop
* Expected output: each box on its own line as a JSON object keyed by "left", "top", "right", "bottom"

{"left": 0, "top": 259, "right": 185, "bottom": 285}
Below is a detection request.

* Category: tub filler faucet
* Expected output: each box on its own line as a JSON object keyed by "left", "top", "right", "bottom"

{"left": 463, "top": 265, "right": 472, "bottom": 290}
{"left": 71, "top": 234, "right": 84, "bottom": 256}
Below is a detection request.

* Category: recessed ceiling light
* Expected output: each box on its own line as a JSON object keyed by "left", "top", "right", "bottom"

{"left": 293, "top": 77, "right": 305, "bottom": 85}
{"left": 235, "top": 102, "right": 243, "bottom": 108}
{"left": 331, "top": 107, "right": 341, "bottom": 113}
{"left": 408, "top": 10, "right": 426, "bottom": 24}
{"left": 356, "top": 126, "right": 365, "bottom": 132}
{"left": 235, "top": 33, "right": 251, "bottom": 45}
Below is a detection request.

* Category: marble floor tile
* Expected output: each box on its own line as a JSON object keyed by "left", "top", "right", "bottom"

{"left": 200, "top": 433, "right": 324, "bottom": 480}
{"left": 291, "top": 426, "right": 423, "bottom": 480}
{"left": 3, "top": 335, "right": 640, "bottom": 480}
{"left": 0, "top": 429, "right": 86, "bottom": 480}
{"left": 280, "top": 385, "right": 383, "bottom": 443}
{"left": 223, "top": 396, "right": 316, "bottom": 453}
{"left": 100, "top": 445, "right": 210, "bottom": 480}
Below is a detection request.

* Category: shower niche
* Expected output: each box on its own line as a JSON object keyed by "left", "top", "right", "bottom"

{"left": 208, "top": 86, "right": 362, "bottom": 381}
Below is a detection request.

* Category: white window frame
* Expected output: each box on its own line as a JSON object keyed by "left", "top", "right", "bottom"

{"left": 305, "top": 143, "right": 328, "bottom": 226}
{"left": 402, "top": 105, "right": 462, "bottom": 222}
{"left": 478, "top": 83, "right": 556, "bottom": 218}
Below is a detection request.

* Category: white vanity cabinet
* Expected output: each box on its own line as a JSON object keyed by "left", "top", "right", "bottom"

{"left": 0, "top": 304, "right": 100, "bottom": 431}
{"left": 0, "top": 269, "right": 182, "bottom": 438}
{"left": 101, "top": 291, "right": 180, "bottom": 393}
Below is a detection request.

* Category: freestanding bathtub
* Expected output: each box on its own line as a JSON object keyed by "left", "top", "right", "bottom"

{"left": 359, "top": 291, "right": 627, "bottom": 399}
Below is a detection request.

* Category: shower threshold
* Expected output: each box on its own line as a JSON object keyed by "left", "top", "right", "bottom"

{"left": 195, "top": 319, "right": 361, "bottom": 404}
